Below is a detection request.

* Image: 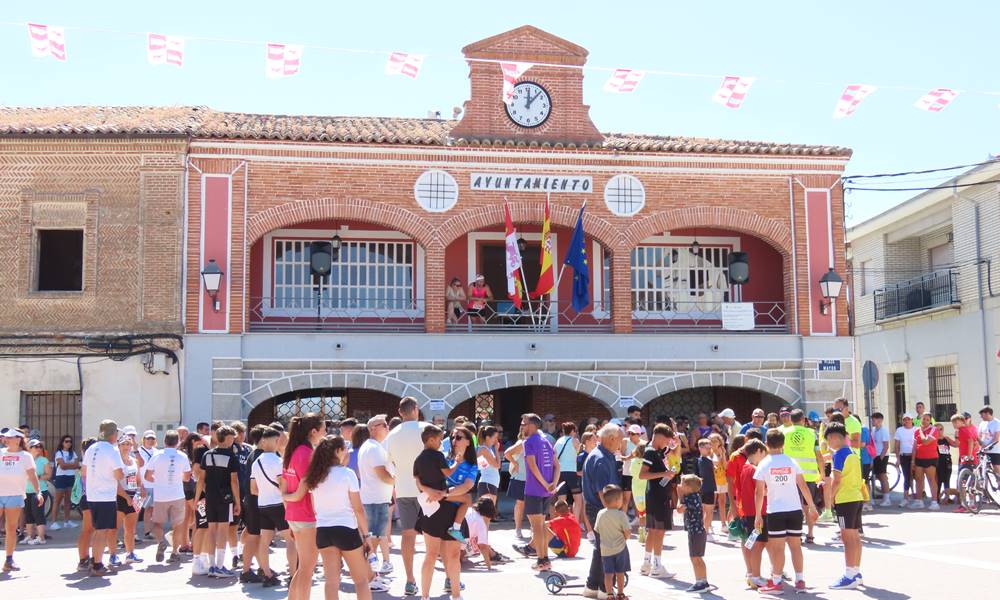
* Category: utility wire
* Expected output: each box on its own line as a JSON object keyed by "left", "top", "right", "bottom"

{"left": 844, "top": 158, "right": 999, "bottom": 181}
{"left": 846, "top": 177, "right": 1000, "bottom": 192}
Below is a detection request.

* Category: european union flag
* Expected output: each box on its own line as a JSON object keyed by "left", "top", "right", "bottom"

{"left": 564, "top": 205, "right": 590, "bottom": 311}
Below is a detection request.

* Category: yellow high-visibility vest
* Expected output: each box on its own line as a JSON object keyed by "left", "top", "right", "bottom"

{"left": 784, "top": 425, "right": 820, "bottom": 483}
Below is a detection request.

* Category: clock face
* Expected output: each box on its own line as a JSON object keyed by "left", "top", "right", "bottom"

{"left": 505, "top": 81, "right": 551, "bottom": 128}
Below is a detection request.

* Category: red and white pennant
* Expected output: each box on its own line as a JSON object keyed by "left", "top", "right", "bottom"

{"left": 28, "top": 23, "right": 66, "bottom": 61}
{"left": 266, "top": 43, "right": 303, "bottom": 78}
{"left": 385, "top": 52, "right": 425, "bottom": 79}
{"left": 712, "top": 75, "right": 755, "bottom": 109}
{"left": 147, "top": 33, "right": 184, "bottom": 67}
{"left": 603, "top": 69, "right": 645, "bottom": 93}
{"left": 833, "top": 83, "right": 877, "bottom": 118}
{"left": 500, "top": 62, "right": 532, "bottom": 105}
{"left": 914, "top": 88, "right": 959, "bottom": 112}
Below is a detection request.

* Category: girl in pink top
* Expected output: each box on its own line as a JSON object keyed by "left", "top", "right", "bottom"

{"left": 281, "top": 413, "right": 326, "bottom": 600}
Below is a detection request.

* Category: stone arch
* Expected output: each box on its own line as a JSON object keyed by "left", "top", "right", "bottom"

{"left": 621, "top": 206, "right": 792, "bottom": 258}
{"left": 246, "top": 197, "right": 438, "bottom": 249}
{"left": 436, "top": 201, "right": 622, "bottom": 252}
{"left": 242, "top": 371, "right": 431, "bottom": 413}
{"left": 438, "top": 372, "right": 619, "bottom": 410}
{"left": 631, "top": 372, "right": 801, "bottom": 407}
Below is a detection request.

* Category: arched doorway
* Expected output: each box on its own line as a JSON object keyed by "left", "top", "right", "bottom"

{"left": 448, "top": 385, "right": 612, "bottom": 443}
{"left": 640, "top": 386, "right": 785, "bottom": 430}
{"left": 248, "top": 387, "right": 400, "bottom": 428}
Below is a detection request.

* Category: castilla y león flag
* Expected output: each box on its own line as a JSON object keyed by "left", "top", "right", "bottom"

{"left": 504, "top": 202, "right": 524, "bottom": 310}
{"left": 530, "top": 195, "right": 554, "bottom": 299}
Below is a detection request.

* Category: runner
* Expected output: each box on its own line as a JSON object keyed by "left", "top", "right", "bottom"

{"left": 384, "top": 397, "right": 428, "bottom": 596}
{"left": 870, "top": 413, "right": 892, "bottom": 506}
{"left": 1, "top": 427, "right": 43, "bottom": 572}
{"left": 825, "top": 422, "right": 865, "bottom": 589}
{"left": 753, "top": 428, "right": 819, "bottom": 594}
{"left": 638, "top": 423, "right": 678, "bottom": 579}
{"left": 737, "top": 439, "right": 769, "bottom": 589}
{"left": 51, "top": 435, "right": 80, "bottom": 530}
{"left": 476, "top": 425, "right": 502, "bottom": 504}
{"left": 552, "top": 422, "right": 580, "bottom": 508}
{"left": 75, "top": 437, "right": 97, "bottom": 570}
{"left": 144, "top": 430, "right": 191, "bottom": 563}
{"left": 913, "top": 413, "right": 941, "bottom": 510}
{"left": 23, "top": 439, "right": 51, "bottom": 545}
{"left": 195, "top": 425, "right": 241, "bottom": 578}
{"left": 249, "top": 426, "right": 294, "bottom": 587}
{"left": 521, "top": 412, "right": 560, "bottom": 573}
{"left": 81, "top": 420, "right": 126, "bottom": 577}
{"left": 230, "top": 421, "right": 253, "bottom": 571}
{"left": 978, "top": 406, "right": 1000, "bottom": 477}
{"left": 112, "top": 436, "right": 143, "bottom": 566}
{"left": 358, "top": 414, "right": 395, "bottom": 577}
{"left": 504, "top": 430, "right": 529, "bottom": 541}
{"left": 283, "top": 413, "right": 326, "bottom": 599}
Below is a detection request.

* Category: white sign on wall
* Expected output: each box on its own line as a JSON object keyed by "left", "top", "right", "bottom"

{"left": 470, "top": 173, "right": 592, "bottom": 193}
{"left": 721, "top": 302, "right": 755, "bottom": 331}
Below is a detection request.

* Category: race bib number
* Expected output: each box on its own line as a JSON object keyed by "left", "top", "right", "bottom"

{"left": 770, "top": 466, "right": 793, "bottom": 484}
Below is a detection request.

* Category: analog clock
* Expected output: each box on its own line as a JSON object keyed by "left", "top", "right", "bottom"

{"left": 505, "top": 81, "right": 551, "bottom": 128}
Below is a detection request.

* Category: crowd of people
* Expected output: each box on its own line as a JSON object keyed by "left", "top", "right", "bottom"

{"left": 0, "top": 397, "right": 998, "bottom": 598}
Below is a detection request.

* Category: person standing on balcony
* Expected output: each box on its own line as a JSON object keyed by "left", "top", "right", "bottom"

{"left": 446, "top": 278, "right": 466, "bottom": 324}
{"left": 466, "top": 275, "right": 493, "bottom": 324}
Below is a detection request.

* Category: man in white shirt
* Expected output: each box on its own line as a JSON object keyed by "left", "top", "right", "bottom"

{"left": 869, "top": 413, "right": 893, "bottom": 507}
{"left": 383, "top": 397, "right": 429, "bottom": 596}
{"left": 718, "top": 408, "right": 741, "bottom": 441}
{"left": 144, "top": 430, "right": 191, "bottom": 562}
{"left": 358, "top": 414, "right": 395, "bottom": 575}
{"left": 82, "top": 420, "right": 127, "bottom": 576}
{"left": 978, "top": 406, "right": 1000, "bottom": 477}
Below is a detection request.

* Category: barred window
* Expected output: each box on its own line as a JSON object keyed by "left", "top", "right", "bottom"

{"left": 631, "top": 245, "right": 733, "bottom": 313}
{"left": 927, "top": 365, "right": 956, "bottom": 422}
{"left": 603, "top": 174, "right": 645, "bottom": 217}
{"left": 272, "top": 390, "right": 348, "bottom": 426}
{"left": 273, "top": 238, "right": 414, "bottom": 310}
{"left": 414, "top": 170, "right": 459, "bottom": 212}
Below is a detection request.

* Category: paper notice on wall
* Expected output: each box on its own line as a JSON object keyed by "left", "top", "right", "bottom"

{"left": 428, "top": 400, "right": 446, "bottom": 412}
{"left": 721, "top": 302, "right": 755, "bottom": 331}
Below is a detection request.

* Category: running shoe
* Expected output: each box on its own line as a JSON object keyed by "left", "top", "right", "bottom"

{"left": 65, "top": 520, "right": 78, "bottom": 528}
{"left": 156, "top": 540, "right": 168, "bottom": 562}
{"left": 50, "top": 522, "right": 62, "bottom": 531}
{"left": 369, "top": 578, "right": 391, "bottom": 592}
{"left": 89, "top": 562, "right": 107, "bottom": 577}
{"left": 907, "top": 500, "right": 924, "bottom": 509}
{"left": 108, "top": 554, "right": 121, "bottom": 567}
{"left": 757, "top": 580, "right": 784, "bottom": 594}
{"left": 686, "top": 581, "right": 713, "bottom": 594}
{"left": 879, "top": 497, "right": 892, "bottom": 507}
{"left": 447, "top": 528, "right": 467, "bottom": 543}
{"left": 26, "top": 537, "right": 39, "bottom": 545}
{"left": 77, "top": 557, "right": 91, "bottom": 571}
{"left": 210, "top": 566, "right": 238, "bottom": 578}
{"left": 929, "top": 501, "right": 940, "bottom": 510}
{"left": 3, "top": 556, "right": 18, "bottom": 572}
{"left": 124, "top": 552, "right": 143, "bottom": 564}
{"left": 232, "top": 555, "right": 240, "bottom": 570}
{"left": 515, "top": 530, "right": 526, "bottom": 540}
{"left": 167, "top": 553, "right": 182, "bottom": 563}
{"left": 586, "top": 531, "right": 596, "bottom": 543}
{"left": 829, "top": 575, "right": 860, "bottom": 590}
{"left": 239, "top": 570, "right": 263, "bottom": 583}
{"left": 490, "top": 552, "right": 512, "bottom": 563}
{"left": 261, "top": 574, "right": 281, "bottom": 587}
{"left": 444, "top": 578, "right": 466, "bottom": 592}
{"left": 379, "top": 561, "right": 394, "bottom": 575}
{"left": 706, "top": 532, "right": 717, "bottom": 544}
{"left": 650, "top": 564, "right": 676, "bottom": 578}
{"left": 818, "top": 509, "right": 835, "bottom": 523}
{"left": 794, "top": 580, "right": 807, "bottom": 593}
{"left": 640, "top": 561, "right": 651, "bottom": 575}
{"left": 404, "top": 580, "right": 419, "bottom": 596}
{"left": 192, "top": 558, "right": 209, "bottom": 576}
{"left": 531, "top": 559, "right": 552, "bottom": 572}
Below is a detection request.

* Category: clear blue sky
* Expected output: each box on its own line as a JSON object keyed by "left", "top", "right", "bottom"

{"left": 3, "top": 1, "right": 997, "bottom": 225}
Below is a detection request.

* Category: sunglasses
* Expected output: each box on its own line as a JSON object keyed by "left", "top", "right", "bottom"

{"left": 452, "top": 435, "right": 467, "bottom": 441}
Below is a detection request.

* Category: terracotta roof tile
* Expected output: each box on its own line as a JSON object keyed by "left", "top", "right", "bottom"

{"left": 0, "top": 106, "right": 851, "bottom": 157}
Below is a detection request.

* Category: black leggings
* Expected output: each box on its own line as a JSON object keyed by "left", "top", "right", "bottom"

{"left": 900, "top": 455, "right": 914, "bottom": 494}
{"left": 937, "top": 456, "right": 952, "bottom": 498}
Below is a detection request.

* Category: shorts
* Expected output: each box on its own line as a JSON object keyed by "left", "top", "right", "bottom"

{"left": 987, "top": 454, "right": 1000, "bottom": 466}
{"left": 53, "top": 475, "right": 75, "bottom": 490}
{"left": 688, "top": 531, "right": 707, "bottom": 558}
{"left": 117, "top": 494, "right": 136, "bottom": 515}
{"left": 524, "top": 494, "right": 553, "bottom": 516}
{"left": 716, "top": 483, "right": 728, "bottom": 494}
{"left": 740, "top": 515, "right": 768, "bottom": 543}
{"left": 364, "top": 503, "right": 390, "bottom": 537}
{"left": 835, "top": 501, "right": 863, "bottom": 531}
{"left": 287, "top": 520, "right": 316, "bottom": 532}
{"left": 558, "top": 472, "right": 578, "bottom": 497}
{"left": 477, "top": 482, "right": 499, "bottom": 497}
{"left": 152, "top": 499, "right": 185, "bottom": 527}
{"left": 862, "top": 463, "right": 873, "bottom": 481}
{"left": 23, "top": 492, "right": 47, "bottom": 525}
{"left": 205, "top": 499, "right": 233, "bottom": 524}
{"left": 257, "top": 504, "right": 289, "bottom": 532}
{"left": 243, "top": 494, "right": 260, "bottom": 534}
{"left": 872, "top": 455, "right": 889, "bottom": 476}
{"left": 765, "top": 509, "right": 803, "bottom": 539}
{"left": 914, "top": 457, "right": 938, "bottom": 469}
{"left": 699, "top": 491, "right": 715, "bottom": 506}
{"left": 507, "top": 479, "right": 526, "bottom": 501}
{"left": 0, "top": 495, "right": 25, "bottom": 509}
{"left": 620, "top": 475, "right": 632, "bottom": 490}
{"left": 316, "top": 526, "right": 364, "bottom": 552}
{"left": 91, "top": 501, "right": 118, "bottom": 530}
{"left": 549, "top": 536, "right": 566, "bottom": 556}
{"left": 183, "top": 480, "right": 195, "bottom": 501}
{"left": 799, "top": 481, "right": 824, "bottom": 510}
{"left": 396, "top": 497, "right": 421, "bottom": 531}
{"left": 645, "top": 498, "right": 672, "bottom": 531}
{"left": 416, "top": 499, "right": 469, "bottom": 541}
{"left": 601, "top": 548, "right": 631, "bottom": 574}
{"left": 79, "top": 494, "right": 89, "bottom": 512}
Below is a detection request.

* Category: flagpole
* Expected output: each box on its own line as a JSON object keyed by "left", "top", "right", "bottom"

{"left": 520, "top": 269, "right": 538, "bottom": 328}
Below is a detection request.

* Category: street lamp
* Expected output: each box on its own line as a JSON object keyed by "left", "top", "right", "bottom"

{"left": 200, "top": 259, "right": 224, "bottom": 312}
{"left": 331, "top": 233, "right": 342, "bottom": 256}
{"left": 819, "top": 268, "right": 843, "bottom": 315}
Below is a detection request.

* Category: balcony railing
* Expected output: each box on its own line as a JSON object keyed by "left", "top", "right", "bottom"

{"left": 445, "top": 300, "right": 613, "bottom": 334}
{"left": 631, "top": 300, "right": 788, "bottom": 333}
{"left": 249, "top": 296, "right": 425, "bottom": 332}
{"left": 874, "top": 269, "right": 958, "bottom": 321}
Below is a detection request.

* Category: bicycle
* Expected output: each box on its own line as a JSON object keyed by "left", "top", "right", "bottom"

{"left": 957, "top": 442, "right": 1000, "bottom": 514}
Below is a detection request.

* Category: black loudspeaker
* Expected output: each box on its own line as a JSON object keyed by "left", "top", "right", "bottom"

{"left": 727, "top": 251, "right": 750, "bottom": 284}
{"left": 309, "top": 241, "right": 333, "bottom": 277}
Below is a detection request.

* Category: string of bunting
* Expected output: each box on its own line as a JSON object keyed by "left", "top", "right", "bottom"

{"left": 10, "top": 21, "right": 994, "bottom": 118}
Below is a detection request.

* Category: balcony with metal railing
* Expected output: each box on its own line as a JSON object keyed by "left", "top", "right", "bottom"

{"left": 631, "top": 299, "right": 789, "bottom": 333}
{"left": 873, "top": 269, "right": 959, "bottom": 321}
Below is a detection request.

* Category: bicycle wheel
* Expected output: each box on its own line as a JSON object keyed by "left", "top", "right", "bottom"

{"left": 886, "top": 460, "right": 901, "bottom": 493}
{"left": 958, "top": 469, "right": 980, "bottom": 514}
{"left": 42, "top": 492, "right": 54, "bottom": 521}
{"left": 985, "top": 469, "right": 1000, "bottom": 508}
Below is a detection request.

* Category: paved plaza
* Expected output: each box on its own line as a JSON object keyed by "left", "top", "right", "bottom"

{"left": 3, "top": 497, "right": 998, "bottom": 600}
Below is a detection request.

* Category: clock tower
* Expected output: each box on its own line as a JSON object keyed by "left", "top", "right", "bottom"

{"left": 449, "top": 25, "right": 604, "bottom": 147}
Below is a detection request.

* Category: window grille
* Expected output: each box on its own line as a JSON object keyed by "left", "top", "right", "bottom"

{"left": 927, "top": 366, "right": 956, "bottom": 423}
{"left": 891, "top": 372, "right": 906, "bottom": 425}
{"left": 414, "top": 170, "right": 459, "bottom": 212}
{"left": 630, "top": 245, "right": 734, "bottom": 312}
{"left": 603, "top": 174, "right": 645, "bottom": 217}
{"left": 20, "top": 391, "right": 82, "bottom": 453}
{"left": 272, "top": 390, "right": 348, "bottom": 427}
{"left": 474, "top": 393, "right": 495, "bottom": 422}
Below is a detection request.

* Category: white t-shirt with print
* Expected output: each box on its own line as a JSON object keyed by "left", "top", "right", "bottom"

{"left": 312, "top": 467, "right": 360, "bottom": 529}
{"left": 358, "top": 438, "right": 393, "bottom": 505}
{"left": 979, "top": 419, "right": 1000, "bottom": 454}
{"left": 54, "top": 449, "right": 79, "bottom": 477}
{"left": 83, "top": 440, "right": 127, "bottom": 502}
{"left": 145, "top": 448, "right": 191, "bottom": 502}
{"left": 0, "top": 449, "right": 34, "bottom": 497}
{"left": 753, "top": 453, "right": 804, "bottom": 514}
{"left": 894, "top": 426, "right": 916, "bottom": 454}
{"left": 251, "top": 452, "right": 284, "bottom": 507}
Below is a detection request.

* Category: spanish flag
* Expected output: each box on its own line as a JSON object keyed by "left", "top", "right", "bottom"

{"left": 530, "top": 194, "right": 555, "bottom": 299}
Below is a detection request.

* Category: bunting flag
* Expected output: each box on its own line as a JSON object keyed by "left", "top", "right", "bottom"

{"left": 833, "top": 84, "right": 877, "bottom": 119}
{"left": 603, "top": 69, "right": 645, "bottom": 93}
{"left": 28, "top": 23, "right": 66, "bottom": 61}
{"left": 265, "top": 43, "right": 303, "bottom": 78}
{"left": 385, "top": 52, "right": 425, "bottom": 79}
{"left": 712, "top": 75, "right": 755, "bottom": 109}
{"left": 914, "top": 88, "right": 959, "bottom": 112}
{"left": 503, "top": 202, "right": 524, "bottom": 310}
{"left": 500, "top": 62, "right": 532, "bottom": 106}
{"left": 147, "top": 33, "right": 184, "bottom": 67}
{"left": 530, "top": 195, "right": 555, "bottom": 299}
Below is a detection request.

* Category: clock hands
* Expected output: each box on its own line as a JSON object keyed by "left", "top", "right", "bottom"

{"left": 525, "top": 89, "right": 539, "bottom": 110}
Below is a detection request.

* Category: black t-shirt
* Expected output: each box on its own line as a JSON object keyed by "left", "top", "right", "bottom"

{"left": 413, "top": 448, "right": 449, "bottom": 492}
{"left": 201, "top": 446, "right": 238, "bottom": 503}
{"left": 576, "top": 451, "right": 586, "bottom": 475}
{"left": 234, "top": 443, "right": 253, "bottom": 494}
{"left": 642, "top": 447, "right": 670, "bottom": 500}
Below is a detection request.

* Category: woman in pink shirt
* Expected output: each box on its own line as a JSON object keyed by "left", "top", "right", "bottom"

{"left": 281, "top": 413, "right": 326, "bottom": 600}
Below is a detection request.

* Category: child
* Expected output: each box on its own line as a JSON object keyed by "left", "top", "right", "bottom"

{"left": 709, "top": 434, "right": 728, "bottom": 536}
{"left": 737, "top": 440, "right": 769, "bottom": 589}
{"left": 695, "top": 439, "right": 717, "bottom": 541}
{"left": 628, "top": 442, "right": 647, "bottom": 543}
{"left": 594, "top": 484, "right": 631, "bottom": 600}
{"left": 546, "top": 499, "right": 581, "bottom": 558}
{"left": 825, "top": 422, "right": 865, "bottom": 589}
{"left": 677, "top": 474, "right": 713, "bottom": 594}
{"left": 466, "top": 497, "right": 508, "bottom": 568}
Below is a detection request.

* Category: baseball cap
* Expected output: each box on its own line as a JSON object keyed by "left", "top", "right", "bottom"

{"left": 779, "top": 406, "right": 792, "bottom": 415}
{"left": 143, "top": 430, "right": 157, "bottom": 440}
{"left": 902, "top": 412, "right": 916, "bottom": 420}
{"left": 28, "top": 439, "right": 43, "bottom": 448}
{"left": 627, "top": 424, "right": 643, "bottom": 435}
{"left": 471, "top": 273, "right": 485, "bottom": 282}
{"left": 808, "top": 411, "right": 821, "bottom": 422}
{"left": 2, "top": 427, "right": 25, "bottom": 438}
{"left": 122, "top": 425, "right": 138, "bottom": 437}
{"left": 718, "top": 408, "right": 736, "bottom": 419}
{"left": 99, "top": 420, "right": 119, "bottom": 441}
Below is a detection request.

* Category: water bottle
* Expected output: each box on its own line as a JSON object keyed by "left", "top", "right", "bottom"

{"left": 744, "top": 528, "right": 760, "bottom": 549}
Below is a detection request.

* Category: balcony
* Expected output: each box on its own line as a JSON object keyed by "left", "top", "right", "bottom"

{"left": 444, "top": 300, "right": 613, "bottom": 334}
{"left": 632, "top": 300, "right": 788, "bottom": 333}
{"left": 874, "top": 269, "right": 958, "bottom": 321}
{"left": 249, "top": 296, "right": 425, "bottom": 333}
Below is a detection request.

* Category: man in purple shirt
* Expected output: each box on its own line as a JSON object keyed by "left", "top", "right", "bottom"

{"left": 521, "top": 412, "right": 560, "bottom": 571}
